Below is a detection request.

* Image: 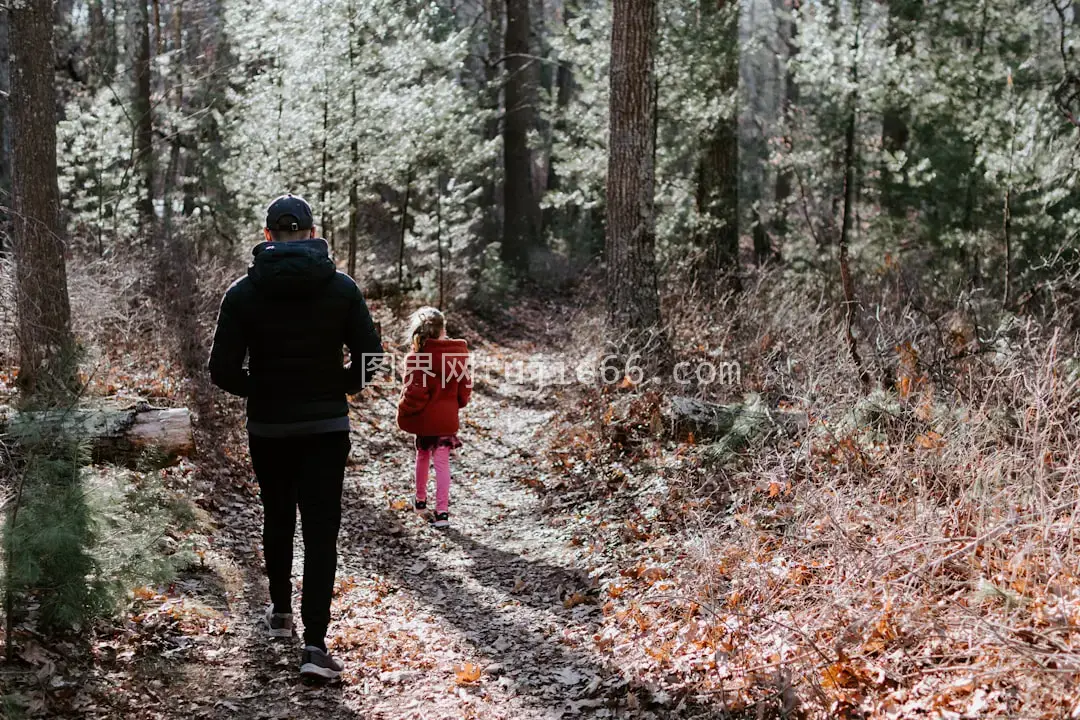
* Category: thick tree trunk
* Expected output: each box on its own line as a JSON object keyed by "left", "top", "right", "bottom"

{"left": 130, "top": 0, "right": 156, "bottom": 240}
{"left": 502, "top": 0, "right": 540, "bottom": 272}
{"left": 695, "top": 0, "right": 740, "bottom": 284}
{"left": 0, "top": 9, "right": 11, "bottom": 252}
{"left": 606, "top": 0, "right": 669, "bottom": 370}
{"left": 10, "top": 0, "right": 77, "bottom": 401}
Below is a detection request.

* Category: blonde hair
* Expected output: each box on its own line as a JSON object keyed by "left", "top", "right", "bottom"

{"left": 405, "top": 306, "right": 446, "bottom": 352}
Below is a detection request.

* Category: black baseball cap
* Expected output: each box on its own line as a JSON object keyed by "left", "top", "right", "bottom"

{"left": 265, "top": 194, "right": 314, "bottom": 232}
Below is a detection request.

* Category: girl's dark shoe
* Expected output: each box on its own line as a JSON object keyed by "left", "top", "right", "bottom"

{"left": 431, "top": 512, "right": 449, "bottom": 529}
{"left": 414, "top": 497, "right": 427, "bottom": 511}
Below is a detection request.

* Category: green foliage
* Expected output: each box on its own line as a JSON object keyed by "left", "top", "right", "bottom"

{"left": 46, "top": 0, "right": 1080, "bottom": 309}
{"left": 0, "top": 694, "right": 28, "bottom": 720}
{"left": 469, "top": 242, "right": 515, "bottom": 313}
{"left": 3, "top": 437, "right": 106, "bottom": 630}
{"left": 222, "top": 0, "right": 496, "bottom": 298}
{"left": 57, "top": 87, "right": 140, "bottom": 252}
{"left": 3, "top": 428, "right": 201, "bottom": 632}
{"left": 546, "top": 3, "right": 612, "bottom": 226}
{"left": 545, "top": 0, "right": 743, "bottom": 267}
{"left": 780, "top": 0, "right": 1080, "bottom": 296}
{"left": 84, "top": 465, "right": 201, "bottom": 599}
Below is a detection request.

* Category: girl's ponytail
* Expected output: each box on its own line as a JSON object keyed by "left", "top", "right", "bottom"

{"left": 404, "top": 307, "right": 446, "bottom": 352}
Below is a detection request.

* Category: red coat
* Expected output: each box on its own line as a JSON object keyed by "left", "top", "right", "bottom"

{"left": 397, "top": 338, "right": 472, "bottom": 436}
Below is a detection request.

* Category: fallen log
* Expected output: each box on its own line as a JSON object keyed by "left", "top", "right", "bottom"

{"left": 1, "top": 401, "right": 194, "bottom": 465}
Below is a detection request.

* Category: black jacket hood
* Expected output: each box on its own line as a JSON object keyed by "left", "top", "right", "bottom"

{"left": 248, "top": 238, "right": 337, "bottom": 297}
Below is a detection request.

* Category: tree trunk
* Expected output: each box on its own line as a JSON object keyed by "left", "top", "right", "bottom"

{"left": 319, "top": 94, "right": 334, "bottom": 251}
{"left": 130, "top": 0, "right": 155, "bottom": 241}
{"left": 88, "top": 0, "right": 111, "bottom": 81}
{"left": 151, "top": 0, "right": 163, "bottom": 55}
{"left": 502, "top": 0, "right": 540, "bottom": 273}
{"left": 10, "top": 0, "right": 77, "bottom": 402}
{"left": 772, "top": 0, "right": 799, "bottom": 250}
{"left": 0, "top": 9, "right": 11, "bottom": 253}
{"left": 880, "top": 0, "right": 922, "bottom": 218}
{"left": 960, "top": 0, "right": 989, "bottom": 286}
{"left": 695, "top": 0, "right": 740, "bottom": 285}
{"left": 480, "top": 0, "right": 504, "bottom": 249}
{"left": 108, "top": 0, "right": 120, "bottom": 83}
{"left": 606, "top": 0, "right": 669, "bottom": 370}
{"left": 436, "top": 173, "right": 444, "bottom": 310}
{"left": 530, "top": 0, "right": 551, "bottom": 237}
{"left": 397, "top": 169, "right": 412, "bottom": 295}
{"left": 347, "top": 5, "right": 359, "bottom": 278}
{"left": 161, "top": 0, "right": 184, "bottom": 247}
{"left": 839, "top": 0, "right": 868, "bottom": 387}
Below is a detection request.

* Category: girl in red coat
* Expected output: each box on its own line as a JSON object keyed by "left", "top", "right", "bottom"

{"left": 397, "top": 307, "right": 471, "bottom": 529}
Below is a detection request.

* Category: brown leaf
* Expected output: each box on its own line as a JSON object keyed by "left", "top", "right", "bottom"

{"left": 454, "top": 663, "right": 482, "bottom": 685}
{"left": 563, "top": 592, "right": 589, "bottom": 609}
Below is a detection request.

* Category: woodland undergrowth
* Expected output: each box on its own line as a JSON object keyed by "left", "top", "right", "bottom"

{"left": 544, "top": 259, "right": 1080, "bottom": 718}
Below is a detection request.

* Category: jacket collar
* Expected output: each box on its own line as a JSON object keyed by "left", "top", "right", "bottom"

{"left": 252, "top": 237, "right": 330, "bottom": 257}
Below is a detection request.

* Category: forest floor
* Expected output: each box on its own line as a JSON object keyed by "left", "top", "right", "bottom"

{"left": 15, "top": 299, "right": 723, "bottom": 720}
{"left": 6, "top": 273, "right": 1080, "bottom": 720}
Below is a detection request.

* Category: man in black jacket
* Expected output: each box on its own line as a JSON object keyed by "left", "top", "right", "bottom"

{"left": 208, "top": 194, "right": 383, "bottom": 681}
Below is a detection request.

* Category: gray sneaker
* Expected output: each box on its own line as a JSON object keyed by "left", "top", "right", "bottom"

{"left": 263, "top": 604, "right": 294, "bottom": 638}
{"left": 300, "top": 646, "right": 344, "bottom": 680}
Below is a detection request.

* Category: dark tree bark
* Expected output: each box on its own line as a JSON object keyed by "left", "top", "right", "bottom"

{"left": 606, "top": 0, "right": 669, "bottom": 368}
{"left": 530, "top": 0, "right": 551, "bottom": 235}
{"left": 161, "top": 0, "right": 184, "bottom": 246}
{"left": 397, "top": 169, "right": 412, "bottom": 295}
{"left": 960, "top": 0, "right": 989, "bottom": 285}
{"left": 347, "top": 3, "right": 359, "bottom": 279}
{"left": 772, "top": 0, "right": 799, "bottom": 249}
{"left": 10, "top": 0, "right": 77, "bottom": 400}
{"left": 695, "top": 0, "right": 740, "bottom": 284}
{"left": 88, "top": 0, "right": 112, "bottom": 80}
{"left": 435, "top": 172, "right": 445, "bottom": 310}
{"left": 151, "top": 0, "right": 163, "bottom": 55}
{"left": 130, "top": 0, "right": 156, "bottom": 240}
{"left": 0, "top": 8, "right": 11, "bottom": 251}
{"left": 839, "top": 0, "right": 869, "bottom": 387}
{"left": 319, "top": 94, "right": 334, "bottom": 251}
{"left": 502, "top": 0, "right": 540, "bottom": 272}
{"left": 480, "top": 0, "right": 504, "bottom": 249}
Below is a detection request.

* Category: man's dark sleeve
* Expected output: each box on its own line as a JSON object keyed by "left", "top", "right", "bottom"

{"left": 343, "top": 285, "right": 384, "bottom": 394}
{"left": 208, "top": 287, "right": 251, "bottom": 397}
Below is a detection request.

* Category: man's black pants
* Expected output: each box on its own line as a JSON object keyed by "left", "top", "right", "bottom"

{"left": 248, "top": 431, "right": 350, "bottom": 649}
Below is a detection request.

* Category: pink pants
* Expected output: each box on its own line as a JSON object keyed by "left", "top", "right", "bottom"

{"left": 415, "top": 446, "right": 452, "bottom": 513}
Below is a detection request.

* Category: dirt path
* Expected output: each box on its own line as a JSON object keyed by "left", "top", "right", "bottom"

{"left": 142, "top": 335, "right": 711, "bottom": 720}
